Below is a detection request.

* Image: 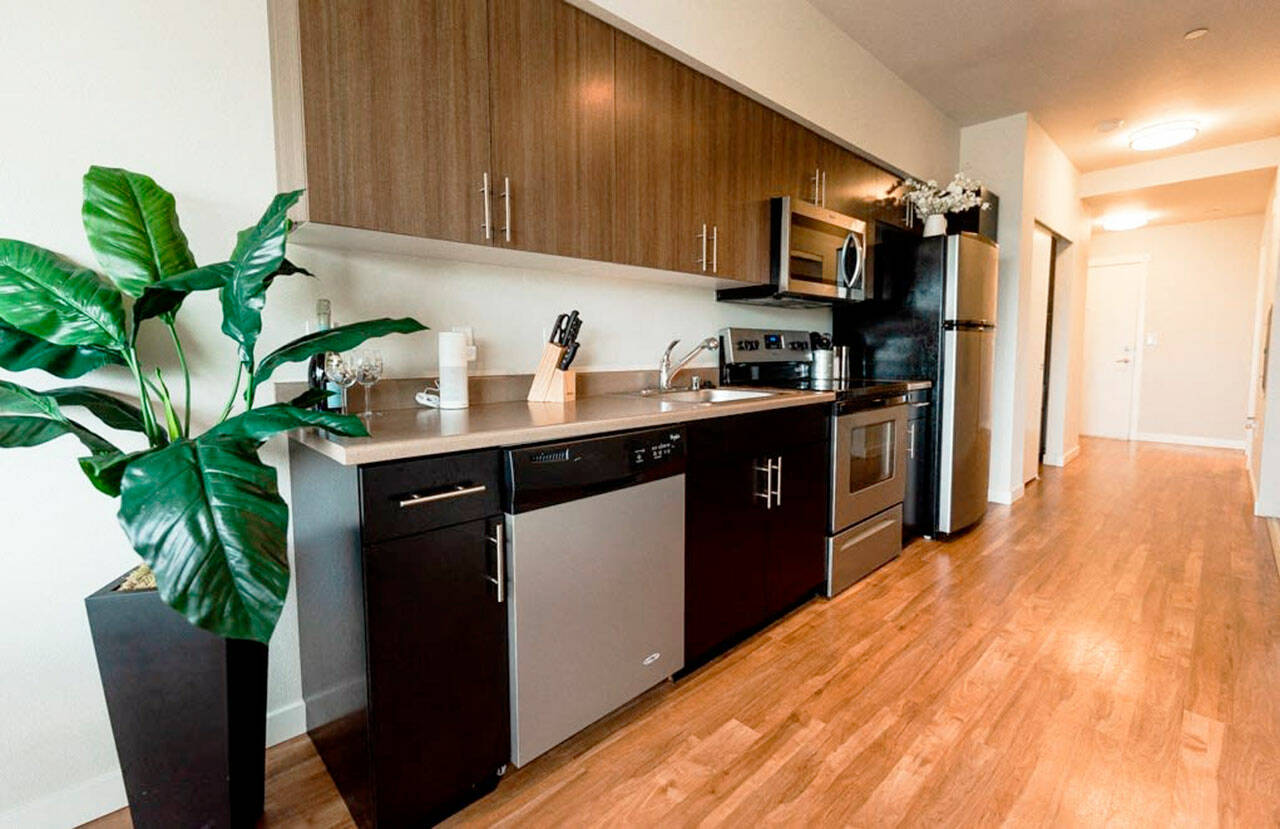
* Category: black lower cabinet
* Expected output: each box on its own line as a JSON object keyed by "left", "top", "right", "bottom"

{"left": 684, "top": 405, "right": 828, "bottom": 668}
{"left": 289, "top": 445, "right": 507, "bottom": 828}
{"left": 85, "top": 577, "right": 267, "bottom": 829}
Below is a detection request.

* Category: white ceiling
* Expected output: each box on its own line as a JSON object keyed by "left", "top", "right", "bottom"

{"left": 1083, "top": 167, "right": 1274, "bottom": 231}
{"left": 808, "top": 0, "right": 1280, "bottom": 172}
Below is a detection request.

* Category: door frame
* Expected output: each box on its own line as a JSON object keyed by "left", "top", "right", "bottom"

{"left": 1085, "top": 254, "right": 1149, "bottom": 440}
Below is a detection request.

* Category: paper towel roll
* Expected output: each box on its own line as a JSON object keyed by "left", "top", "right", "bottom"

{"left": 438, "top": 331, "right": 469, "bottom": 409}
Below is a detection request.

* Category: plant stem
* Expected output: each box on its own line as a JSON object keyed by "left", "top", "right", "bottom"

{"left": 124, "top": 349, "right": 160, "bottom": 445}
{"left": 165, "top": 321, "right": 191, "bottom": 437}
{"left": 245, "top": 366, "right": 257, "bottom": 410}
{"left": 218, "top": 363, "right": 243, "bottom": 423}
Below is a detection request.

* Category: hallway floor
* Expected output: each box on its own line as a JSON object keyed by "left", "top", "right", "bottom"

{"left": 88, "top": 438, "right": 1280, "bottom": 827}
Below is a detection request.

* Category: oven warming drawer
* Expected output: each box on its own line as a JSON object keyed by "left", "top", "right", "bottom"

{"left": 825, "top": 504, "right": 903, "bottom": 598}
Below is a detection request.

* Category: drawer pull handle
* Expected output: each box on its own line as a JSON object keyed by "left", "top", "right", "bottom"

{"left": 838, "top": 517, "right": 896, "bottom": 551}
{"left": 398, "top": 483, "right": 487, "bottom": 508}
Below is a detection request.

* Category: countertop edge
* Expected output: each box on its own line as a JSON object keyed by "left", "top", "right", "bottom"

{"left": 290, "top": 391, "right": 836, "bottom": 465}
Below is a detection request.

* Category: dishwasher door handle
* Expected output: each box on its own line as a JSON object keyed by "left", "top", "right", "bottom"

{"left": 486, "top": 520, "right": 505, "bottom": 603}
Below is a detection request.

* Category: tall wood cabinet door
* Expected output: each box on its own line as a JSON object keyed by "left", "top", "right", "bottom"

{"left": 764, "top": 440, "right": 828, "bottom": 617}
{"left": 297, "top": 0, "right": 492, "bottom": 243}
{"left": 820, "top": 139, "right": 904, "bottom": 226}
{"left": 769, "top": 113, "right": 825, "bottom": 205}
{"left": 614, "top": 33, "right": 705, "bottom": 274}
{"left": 700, "top": 80, "right": 772, "bottom": 284}
{"left": 487, "top": 0, "right": 615, "bottom": 260}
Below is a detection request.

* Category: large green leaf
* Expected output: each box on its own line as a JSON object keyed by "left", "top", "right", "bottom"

{"left": 0, "top": 321, "right": 124, "bottom": 378}
{"left": 47, "top": 387, "right": 146, "bottom": 432}
{"left": 221, "top": 191, "right": 303, "bottom": 367}
{"left": 132, "top": 261, "right": 230, "bottom": 336}
{"left": 117, "top": 436, "right": 289, "bottom": 642}
{"left": 82, "top": 166, "right": 196, "bottom": 297}
{"left": 252, "top": 317, "right": 426, "bottom": 394}
{"left": 0, "top": 240, "right": 126, "bottom": 348}
{"left": 0, "top": 381, "right": 119, "bottom": 455}
{"left": 208, "top": 403, "right": 368, "bottom": 444}
{"left": 79, "top": 448, "right": 154, "bottom": 497}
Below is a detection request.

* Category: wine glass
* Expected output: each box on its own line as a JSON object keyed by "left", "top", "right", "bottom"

{"left": 324, "top": 352, "right": 358, "bottom": 413}
{"left": 353, "top": 349, "right": 384, "bottom": 417}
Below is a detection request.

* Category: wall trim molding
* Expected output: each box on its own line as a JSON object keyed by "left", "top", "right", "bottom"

{"left": 1043, "top": 443, "right": 1080, "bottom": 467}
{"left": 988, "top": 483, "right": 1025, "bottom": 505}
{"left": 1134, "top": 432, "right": 1245, "bottom": 451}
{"left": 2, "top": 700, "right": 309, "bottom": 826}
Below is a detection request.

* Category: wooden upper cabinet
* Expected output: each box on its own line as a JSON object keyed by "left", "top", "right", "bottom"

{"left": 286, "top": 0, "right": 493, "bottom": 243}
{"left": 702, "top": 81, "right": 773, "bottom": 284}
{"left": 769, "top": 113, "right": 825, "bottom": 205}
{"left": 486, "top": 0, "right": 614, "bottom": 260}
{"left": 613, "top": 33, "right": 702, "bottom": 274}
{"left": 820, "top": 139, "right": 906, "bottom": 227}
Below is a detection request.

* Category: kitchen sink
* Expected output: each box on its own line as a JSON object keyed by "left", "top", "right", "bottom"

{"left": 630, "top": 388, "right": 779, "bottom": 404}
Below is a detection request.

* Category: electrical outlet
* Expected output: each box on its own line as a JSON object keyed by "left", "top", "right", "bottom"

{"left": 1145, "top": 332, "right": 1158, "bottom": 347}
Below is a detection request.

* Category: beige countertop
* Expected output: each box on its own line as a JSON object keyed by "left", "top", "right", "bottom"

{"left": 290, "top": 389, "right": 834, "bottom": 465}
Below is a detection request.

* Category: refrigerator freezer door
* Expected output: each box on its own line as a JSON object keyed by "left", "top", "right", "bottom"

{"left": 938, "top": 328, "right": 994, "bottom": 533}
{"left": 943, "top": 233, "right": 999, "bottom": 324}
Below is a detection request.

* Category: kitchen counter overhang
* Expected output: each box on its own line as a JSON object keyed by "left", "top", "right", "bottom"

{"left": 290, "top": 389, "right": 835, "bottom": 465}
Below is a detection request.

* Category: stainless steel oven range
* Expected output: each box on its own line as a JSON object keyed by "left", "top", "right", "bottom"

{"left": 719, "top": 327, "right": 913, "bottom": 597}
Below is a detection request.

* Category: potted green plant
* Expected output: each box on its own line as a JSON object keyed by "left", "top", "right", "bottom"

{"left": 0, "top": 166, "right": 425, "bottom": 827}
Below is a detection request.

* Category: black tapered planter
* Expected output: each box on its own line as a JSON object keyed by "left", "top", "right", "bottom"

{"left": 85, "top": 573, "right": 268, "bottom": 829}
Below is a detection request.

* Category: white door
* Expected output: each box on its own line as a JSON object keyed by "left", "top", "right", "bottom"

{"left": 1024, "top": 227, "right": 1053, "bottom": 482}
{"left": 1082, "top": 259, "right": 1146, "bottom": 439}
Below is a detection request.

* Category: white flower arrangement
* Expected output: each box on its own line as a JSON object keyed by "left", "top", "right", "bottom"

{"left": 901, "top": 173, "right": 989, "bottom": 220}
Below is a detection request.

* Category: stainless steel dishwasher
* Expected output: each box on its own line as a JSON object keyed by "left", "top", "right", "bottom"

{"left": 504, "top": 426, "right": 685, "bottom": 767}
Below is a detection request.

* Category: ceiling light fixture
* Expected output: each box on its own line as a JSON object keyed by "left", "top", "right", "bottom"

{"left": 1129, "top": 120, "right": 1199, "bottom": 151}
{"left": 1101, "top": 211, "right": 1151, "bottom": 232}
{"left": 1183, "top": 27, "right": 1209, "bottom": 40}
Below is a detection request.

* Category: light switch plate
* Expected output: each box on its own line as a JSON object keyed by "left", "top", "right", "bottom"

{"left": 1145, "top": 332, "right": 1158, "bottom": 347}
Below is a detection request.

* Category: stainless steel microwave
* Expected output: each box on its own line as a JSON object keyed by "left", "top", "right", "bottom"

{"left": 717, "top": 196, "right": 867, "bottom": 308}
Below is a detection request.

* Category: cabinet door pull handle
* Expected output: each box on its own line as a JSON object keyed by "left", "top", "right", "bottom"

{"left": 812, "top": 167, "right": 821, "bottom": 204}
{"left": 821, "top": 170, "right": 827, "bottom": 206}
{"left": 773, "top": 455, "right": 782, "bottom": 507}
{"left": 710, "top": 225, "right": 718, "bottom": 273}
{"left": 501, "top": 176, "right": 512, "bottom": 242}
{"left": 908, "top": 422, "right": 916, "bottom": 459}
{"left": 753, "top": 459, "right": 774, "bottom": 509}
{"left": 487, "top": 521, "right": 505, "bottom": 603}
{"left": 480, "top": 173, "right": 492, "bottom": 240}
{"left": 397, "top": 483, "right": 487, "bottom": 508}
{"left": 696, "top": 223, "right": 707, "bottom": 271}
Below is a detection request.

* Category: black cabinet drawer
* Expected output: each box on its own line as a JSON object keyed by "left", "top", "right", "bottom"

{"left": 687, "top": 403, "right": 828, "bottom": 460}
{"left": 360, "top": 450, "right": 502, "bottom": 543}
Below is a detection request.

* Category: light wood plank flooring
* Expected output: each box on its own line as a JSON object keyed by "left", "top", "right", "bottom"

{"left": 85, "top": 438, "right": 1280, "bottom": 827}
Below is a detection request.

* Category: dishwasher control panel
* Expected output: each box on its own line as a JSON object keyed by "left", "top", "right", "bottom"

{"left": 628, "top": 430, "right": 684, "bottom": 470}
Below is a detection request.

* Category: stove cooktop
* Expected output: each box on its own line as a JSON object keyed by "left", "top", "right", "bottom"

{"left": 748, "top": 377, "right": 912, "bottom": 400}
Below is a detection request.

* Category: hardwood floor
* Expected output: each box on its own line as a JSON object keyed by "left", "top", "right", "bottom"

{"left": 85, "top": 438, "right": 1280, "bottom": 827}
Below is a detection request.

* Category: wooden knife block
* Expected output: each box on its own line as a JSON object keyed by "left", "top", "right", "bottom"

{"left": 527, "top": 342, "right": 577, "bottom": 403}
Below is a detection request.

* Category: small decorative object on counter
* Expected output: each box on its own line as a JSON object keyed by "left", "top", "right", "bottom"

{"left": 306, "top": 298, "right": 343, "bottom": 411}
{"left": 901, "top": 172, "right": 989, "bottom": 237}
{"left": 0, "top": 165, "right": 426, "bottom": 828}
{"left": 528, "top": 309, "right": 580, "bottom": 403}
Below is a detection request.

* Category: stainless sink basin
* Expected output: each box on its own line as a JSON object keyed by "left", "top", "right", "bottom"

{"left": 630, "top": 388, "right": 778, "bottom": 404}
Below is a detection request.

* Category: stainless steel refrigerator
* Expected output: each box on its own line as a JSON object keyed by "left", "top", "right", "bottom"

{"left": 833, "top": 230, "right": 999, "bottom": 537}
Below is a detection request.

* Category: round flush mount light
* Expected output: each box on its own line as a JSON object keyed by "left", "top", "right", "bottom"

{"left": 1184, "top": 27, "right": 1209, "bottom": 40}
{"left": 1096, "top": 118, "right": 1124, "bottom": 133}
{"left": 1129, "top": 120, "right": 1199, "bottom": 151}
{"left": 1101, "top": 211, "right": 1151, "bottom": 232}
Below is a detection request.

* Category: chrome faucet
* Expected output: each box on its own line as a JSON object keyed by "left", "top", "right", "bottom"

{"left": 659, "top": 337, "right": 719, "bottom": 390}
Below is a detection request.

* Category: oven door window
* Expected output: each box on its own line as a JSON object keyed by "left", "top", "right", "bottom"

{"left": 846, "top": 418, "right": 895, "bottom": 493}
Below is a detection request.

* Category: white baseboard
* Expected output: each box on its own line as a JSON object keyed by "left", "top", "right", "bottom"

{"left": 0, "top": 770, "right": 126, "bottom": 829}
{"left": 1134, "top": 432, "right": 1245, "bottom": 450}
{"left": 988, "top": 483, "right": 1025, "bottom": 505}
{"left": 0, "top": 701, "right": 310, "bottom": 827}
{"left": 1042, "top": 444, "right": 1080, "bottom": 467}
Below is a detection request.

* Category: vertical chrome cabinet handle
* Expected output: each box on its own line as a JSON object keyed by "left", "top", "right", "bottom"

{"left": 696, "top": 223, "right": 707, "bottom": 271}
{"left": 501, "top": 176, "right": 512, "bottom": 242}
{"left": 710, "top": 225, "right": 718, "bottom": 273}
{"left": 753, "top": 458, "right": 774, "bottom": 509}
{"left": 486, "top": 520, "right": 505, "bottom": 603}
{"left": 812, "top": 168, "right": 820, "bottom": 204}
{"left": 821, "top": 171, "right": 827, "bottom": 206}
{"left": 907, "top": 422, "right": 916, "bottom": 459}
{"left": 773, "top": 455, "right": 782, "bottom": 507}
{"left": 480, "top": 172, "right": 492, "bottom": 240}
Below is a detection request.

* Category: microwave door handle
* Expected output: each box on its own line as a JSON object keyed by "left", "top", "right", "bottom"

{"left": 845, "top": 231, "right": 865, "bottom": 292}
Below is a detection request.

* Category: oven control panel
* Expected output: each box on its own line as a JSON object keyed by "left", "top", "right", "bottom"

{"left": 722, "top": 327, "right": 818, "bottom": 364}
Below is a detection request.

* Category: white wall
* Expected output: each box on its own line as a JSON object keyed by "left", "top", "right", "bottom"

{"left": 576, "top": 0, "right": 959, "bottom": 181}
{"left": 0, "top": 1, "right": 958, "bottom": 824}
{"left": 959, "top": 113, "right": 1090, "bottom": 502}
{"left": 1089, "top": 215, "right": 1264, "bottom": 447}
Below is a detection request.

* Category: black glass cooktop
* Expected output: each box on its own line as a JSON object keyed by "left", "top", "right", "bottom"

{"left": 752, "top": 377, "right": 911, "bottom": 399}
